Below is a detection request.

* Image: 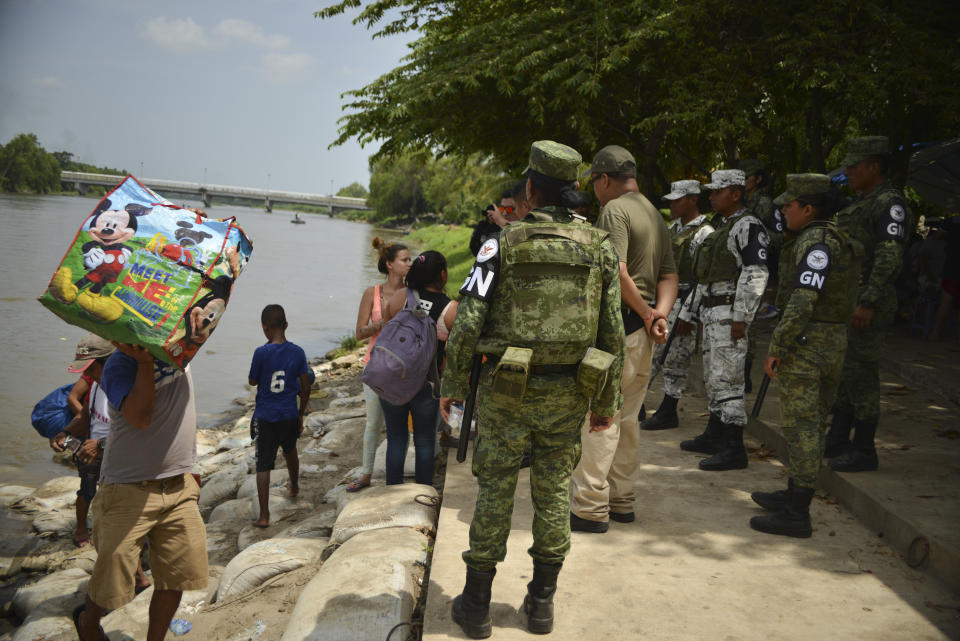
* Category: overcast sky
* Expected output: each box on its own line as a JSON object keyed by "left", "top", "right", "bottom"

{"left": 0, "top": 0, "right": 414, "bottom": 194}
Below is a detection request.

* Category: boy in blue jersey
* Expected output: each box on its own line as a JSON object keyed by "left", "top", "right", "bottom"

{"left": 248, "top": 304, "right": 310, "bottom": 527}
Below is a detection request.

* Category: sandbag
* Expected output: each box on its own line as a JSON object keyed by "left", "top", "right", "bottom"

{"left": 11, "top": 567, "right": 89, "bottom": 620}
{"left": 39, "top": 175, "right": 253, "bottom": 369}
{"left": 216, "top": 538, "right": 325, "bottom": 601}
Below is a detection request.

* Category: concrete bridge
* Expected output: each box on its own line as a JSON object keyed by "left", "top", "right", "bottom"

{"left": 61, "top": 171, "right": 370, "bottom": 214}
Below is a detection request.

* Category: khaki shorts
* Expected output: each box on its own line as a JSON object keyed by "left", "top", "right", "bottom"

{"left": 89, "top": 473, "right": 208, "bottom": 609}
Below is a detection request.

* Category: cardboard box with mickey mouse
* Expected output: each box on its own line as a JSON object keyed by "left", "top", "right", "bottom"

{"left": 39, "top": 176, "right": 253, "bottom": 369}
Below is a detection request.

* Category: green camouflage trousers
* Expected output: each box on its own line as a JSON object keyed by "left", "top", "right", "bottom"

{"left": 463, "top": 364, "right": 589, "bottom": 571}
{"left": 833, "top": 306, "right": 894, "bottom": 421}
{"left": 777, "top": 324, "right": 846, "bottom": 488}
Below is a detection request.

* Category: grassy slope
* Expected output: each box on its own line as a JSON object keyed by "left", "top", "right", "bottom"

{"left": 404, "top": 224, "right": 475, "bottom": 300}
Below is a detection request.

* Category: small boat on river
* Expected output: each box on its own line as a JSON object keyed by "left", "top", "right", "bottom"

{"left": 291, "top": 214, "right": 306, "bottom": 224}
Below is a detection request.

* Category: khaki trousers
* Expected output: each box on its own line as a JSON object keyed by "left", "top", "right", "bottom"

{"left": 570, "top": 328, "right": 655, "bottom": 521}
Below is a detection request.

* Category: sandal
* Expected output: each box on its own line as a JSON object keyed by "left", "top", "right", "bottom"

{"left": 345, "top": 477, "right": 371, "bottom": 492}
{"left": 72, "top": 536, "right": 91, "bottom": 548}
{"left": 73, "top": 604, "right": 109, "bottom": 641}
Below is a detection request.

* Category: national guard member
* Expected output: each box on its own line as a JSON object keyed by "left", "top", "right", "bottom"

{"left": 677, "top": 169, "right": 769, "bottom": 470}
{"left": 439, "top": 141, "right": 625, "bottom": 638}
{"left": 642, "top": 180, "right": 714, "bottom": 430}
{"left": 749, "top": 174, "right": 860, "bottom": 537}
{"left": 826, "top": 136, "right": 911, "bottom": 472}
{"left": 740, "top": 158, "right": 782, "bottom": 392}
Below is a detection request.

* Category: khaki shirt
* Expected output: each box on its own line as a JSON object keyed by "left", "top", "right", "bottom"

{"left": 596, "top": 192, "right": 677, "bottom": 302}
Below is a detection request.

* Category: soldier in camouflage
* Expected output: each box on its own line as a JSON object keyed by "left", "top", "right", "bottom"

{"left": 740, "top": 159, "right": 782, "bottom": 393}
{"left": 827, "top": 136, "right": 912, "bottom": 473}
{"left": 677, "top": 169, "right": 769, "bottom": 470}
{"left": 439, "top": 140, "right": 625, "bottom": 638}
{"left": 749, "top": 174, "right": 860, "bottom": 538}
{"left": 642, "top": 180, "right": 714, "bottom": 431}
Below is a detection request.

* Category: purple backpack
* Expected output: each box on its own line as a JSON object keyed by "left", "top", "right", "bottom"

{"left": 361, "top": 288, "right": 439, "bottom": 405}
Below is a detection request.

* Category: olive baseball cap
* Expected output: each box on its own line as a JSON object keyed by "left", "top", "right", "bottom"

{"left": 663, "top": 179, "right": 701, "bottom": 201}
{"left": 842, "top": 135, "right": 889, "bottom": 166}
{"left": 738, "top": 158, "right": 764, "bottom": 176}
{"left": 773, "top": 173, "right": 832, "bottom": 206}
{"left": 704, "top": 169, "right": 746, "bottom": 189}
{"left": 526, "top": 140, "right": 582, "bottom": 182}
{"left": 583, "top": 145, "right": 637, "bottom": 178}
{"left": 67, "top": 333, "right": 116, "bottom": 373}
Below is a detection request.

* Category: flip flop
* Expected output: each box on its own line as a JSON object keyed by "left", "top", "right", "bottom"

{"left": 345, "top": 478, "right": 371, "bottom": 493}
{"left": 72, "top": 537, "right": 91, "bottom": 549}
{"left": 73, "top": 604, "right": 109, "bottom": 641}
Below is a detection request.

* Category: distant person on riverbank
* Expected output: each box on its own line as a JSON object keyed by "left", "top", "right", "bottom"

{"left": 75, "top": 342, "right": 207, "bottom": 641}
{"left": 49, "top": 335, "right": 115, "bottom": 548}
{"left": 348, "top": 239, "right": 411, "bottom": 492}
{"left": 381, "top": 250, "right": 458, "bottom": 486}
{"left": 248, "top": 304, "right": 311, "bottom": 526}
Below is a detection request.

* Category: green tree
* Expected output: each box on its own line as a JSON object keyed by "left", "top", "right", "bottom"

{"left": 337, "top": 181, "right": 370, "bottom": 198}
{"left": 316, "top": 0, "right": 960, "bottom": 195}
{"left": 0, "top": 133, "right": 61, "bottom": 193}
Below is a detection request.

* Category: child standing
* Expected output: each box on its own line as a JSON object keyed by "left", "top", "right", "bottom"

{"left": 248, "top": 305, "right": 310, "bottom": 527}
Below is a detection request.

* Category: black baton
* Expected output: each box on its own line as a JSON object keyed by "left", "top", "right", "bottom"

{"left": 751, "top": 372, "right": 771, "bottom": 418}
{"left": 456, "top": 354, "right": 484, "bottom": 463}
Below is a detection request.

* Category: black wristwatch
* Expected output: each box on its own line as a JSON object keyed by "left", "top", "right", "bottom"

{"left": 97, "top": 438, "right": 105, "bottom": 451}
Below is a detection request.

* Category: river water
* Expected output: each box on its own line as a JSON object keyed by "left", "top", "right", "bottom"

{"left": 0, "top": 193, "right": 405, "bottom": 488}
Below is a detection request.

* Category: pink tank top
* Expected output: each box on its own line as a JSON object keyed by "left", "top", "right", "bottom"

{"left": 363, "top": 284, "right": 384, "bottom": 365}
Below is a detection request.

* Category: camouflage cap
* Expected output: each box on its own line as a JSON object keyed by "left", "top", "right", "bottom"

{"left": 703, "top": 169, "right": 746, "bottom": 190}
{"left": 583, "top": 145, "right": 637, "bottom": 178}
{"left": 738, "top": 158, "right": 764, "bottom": 176}
{"left": 663, "top": 179, "right": 701, "bottom": 201}
{"left": 773, "top": 173, "right": 832, "bottom": 206}
{"left": 526, "top": 140, "right": 582, "bottom": 182}
{"left": 841, "top": 135, "right": 889, "bottom": 166}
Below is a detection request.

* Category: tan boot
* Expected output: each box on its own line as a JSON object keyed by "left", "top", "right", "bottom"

{"left": 78, "top": 290, "right": 123, "bottom": 322}
{"left": 49, "top": 267, "right": 78, "bottom": 303}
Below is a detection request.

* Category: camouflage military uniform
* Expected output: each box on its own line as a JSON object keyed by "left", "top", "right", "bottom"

{"left": 650, "top": 214, "right": 713, "bottom": 398}
{"left": 682, "top": 208, "right": 769, "bottom": 426}
{"left": 744, "top": 190, "right": 781, "bottom": 375}
{"left": 833, "top": 180, "right": 910, "bottom": 422}
{"left": 770, "top": 220, "right": 859, "bottom": 488}
{"left": 440, "top": 206, "right": 625, "bottom": 570}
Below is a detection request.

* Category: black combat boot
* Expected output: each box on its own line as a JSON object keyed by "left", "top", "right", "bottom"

{"left": 452, "top": 566, "right": 496, "bottom": 639}
{"left": 751, "top": 478, "right": 794, "bottom": 511}
{"left": 680, "top": 412, "right": 724, "bottom": 454}
{"left": 750, "top": 483, "right": 814, "bottom": 537}
{"left": 823, "top": 410, "right": 854, "bottom": 458}
{"left": 638, "top": 403, "right": 646, "bottom": 423}
{"left": 523, "top": 561, "right": 562, "bottom": 634}
{"left": 698, "top": 423, "right": 748, "bottom": 471}
{"left": 744, "top": 356, "right": 753, "bottom": 394}
{"left": 641, "top": 395, "right": 680, "bottom": 430}
{"left": 828, "top": 417, "right": 878, "bottom": 472}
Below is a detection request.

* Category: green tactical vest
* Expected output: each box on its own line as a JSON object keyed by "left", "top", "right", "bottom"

{"left": 671, "top": 221, "right": 704, "bottom": 283}
{"left": 783, "top": 222, "right": 863, "bottom": 323}
{"left": 475, "top": 216, "right": 607, "bottom": 365}
{"left": 693, "top": 211, "right": 754, "bottom": 284}
{"left": 835, "top": 182, "right": 909, "bottom": 281}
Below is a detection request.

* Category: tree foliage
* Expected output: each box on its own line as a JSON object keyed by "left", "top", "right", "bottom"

{"left": 337, "top": 181, "right": 370, "bottom": 198}
{"left": 316, "top": 0, "right": 960, "bottom": 195}
{"left": 0, "top": 133, "right": 61, "bottom": 193}
{"left": 367, "top": 147, "right": 509, "bottom": 222}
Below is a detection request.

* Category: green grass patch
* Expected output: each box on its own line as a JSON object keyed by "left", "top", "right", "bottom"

{"left": 328, "top": 333, "right": 361, "bottom": 359}
{"left": 405, "top": 224, "right": 475, "bottom": 299}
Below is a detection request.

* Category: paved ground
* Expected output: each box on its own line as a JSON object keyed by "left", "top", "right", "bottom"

{"left": 422, "top": 325, "right": 960, "bottom": 640}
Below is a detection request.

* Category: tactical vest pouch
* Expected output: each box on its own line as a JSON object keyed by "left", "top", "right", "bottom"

{"left": 576, "top": 347, "right": 616, "bottom": 401}
{"left": 490, "top": 346, "right": 533, "bottom": 407}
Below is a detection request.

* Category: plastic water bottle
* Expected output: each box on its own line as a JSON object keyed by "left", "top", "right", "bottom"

{"left": 447, "top": 402, "right": 464, "bottom": 430}
{"left": 169, "top": 619, "right": 192, "bottom": 635}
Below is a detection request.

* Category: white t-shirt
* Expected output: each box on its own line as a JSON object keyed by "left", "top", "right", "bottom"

{"left": 88, "top": 382, "right": 111, "bottom": 440}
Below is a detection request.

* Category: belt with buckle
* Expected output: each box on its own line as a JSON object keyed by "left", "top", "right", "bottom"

{"left": 702, "top": 294, "right": 734, "bottom": 308}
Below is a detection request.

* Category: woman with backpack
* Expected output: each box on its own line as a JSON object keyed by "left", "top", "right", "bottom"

{"left": 379, "top": 250, "right": 458, "bottom": 485}
{"left": 347, "top": 238, "right": 411, "bottom": 492}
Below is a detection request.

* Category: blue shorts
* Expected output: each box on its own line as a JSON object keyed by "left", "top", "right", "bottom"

{"left": 76, "top": 457, "right": 103, "bottom": 502}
